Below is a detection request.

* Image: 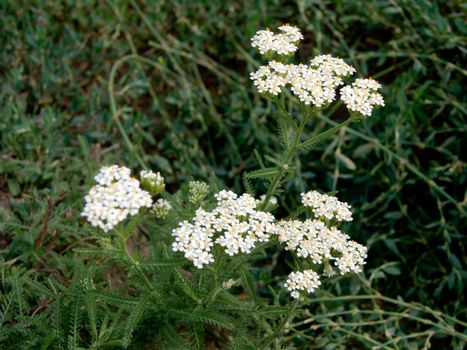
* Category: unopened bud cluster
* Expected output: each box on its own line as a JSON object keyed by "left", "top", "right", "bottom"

{"left": 259, "top": 194, "right": 278, "bottom": 207}
{"left": 153, "top": 198, "right": 172, "bottom": 219}
{"left": 222, "top": 278, "right": 238, "bottom": 290}
{"left": 140, "top": 170, "right": 165, "bottom": 195}
{"left": 188, "top": 180, "right": 210, "bottom": 204}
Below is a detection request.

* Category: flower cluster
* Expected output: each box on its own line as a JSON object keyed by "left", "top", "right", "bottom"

{"left": 251, "top": 25, "right": 303, "bottom": 56}
{"left": 340, "top": 78, "right": 385, "bottom": 117}
{"left": 274, "top": 219, "right": 367, "bottom": 274}
{"left": 250, "top": 62, "right": 288, "bottom": 96}
{"left": 171, "top": 190, "right": 275, "bottom": 268}
{"left": 284, "top": 270, "right": 321, "bottom": 299}
{"left": 250, "top": 25, "right": 384, "bottom": 115}
{"left": 274, "top": 191, "right": 366, "bottom": 298}
{"left": 82, "top": 166, "right": 153, "bottom": 232}
{"left": 287, "top": 63, "right": 344, "bottom": 107}
{"left": 301, "top": 190, "right": 353, "bottom": 222}
{"left": 310, "top": 55, "right": 356, "bottom": 77}
{"left": 250, "top": 59, "right": 355, "bottom": 108}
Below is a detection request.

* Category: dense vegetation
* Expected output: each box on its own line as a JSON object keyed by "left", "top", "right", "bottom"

{"left": 0, "top": 1, "right": 465, "bottom": 349}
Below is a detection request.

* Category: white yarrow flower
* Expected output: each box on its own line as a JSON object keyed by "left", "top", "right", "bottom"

{"left": 94, "top": 165, "right": 131, "bottom": 186}
{"left": 82, "top": 166, "right": 153, "bottom": 232}
{"left": 250, "top": 61, "right": 344, "bottom": 106}
{"left": 284, "top": 270, "right": 321, "bottom": 298}
{"left": 301, "top": 190, "right": 353, "bottom": 222}
{"left": 310, "top": 54, "right": 356, "bottom": 77}
{"left": 171, "top": 190, "right": 275, "bottom": 268}
{"left": 251, "top": 25, "right": 302, "bottom": 56}
{"left": 250, "top": 63, "right": 288, "bottom": 96}
{"left": 278, "top": 24, "right": 304, "bottom": 42}
{"left": 341, "top": 78, "right": 384, "bottom": 117}
{"left": 287, "top": 64, "right": 342, "bottom": 107}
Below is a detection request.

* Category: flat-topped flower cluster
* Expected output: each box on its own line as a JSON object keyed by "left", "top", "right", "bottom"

{"left": 340, "top": 78, "right": 385, "bottom": 116}
{"left": 82, "top": 166, "right": 367, "bottom": 298}
{"left": 301, "top": 190, "right": 353, "bottom": 222}
{"left": 250, "top": 25, "right": 384, "bottom": 116}
{"left": 171, "top": 188, "right": 367, "bottom": 299}
{"left": 284, "top": 270, "right": 321, "bottom": 299}
{"left": 278, "top": 190, "right": 366, "bottom": 298}
{"left": 172, "top": 190, "right": 276, "bottom": 268}
{"left": 251, "top": 25, "right": 303, "bottom": 56}
{"left": 82, "top": 166, "right": 153, "bottom": 232}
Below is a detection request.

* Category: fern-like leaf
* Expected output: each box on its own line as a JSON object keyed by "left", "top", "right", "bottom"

{"left": 83, "top": 292, "right": 98, "bottom": 341}
{"left": 244, "top": 167, "right": 280, "bottom": 180}
{"left": 94, "top": 291, "right": 139, "bottom": 307}
{"left": 240, "top": 267, "right": 256, "bottom": 300}
{"left": 253, "top": 149, "right": 265, "bottom": 169}
{"left": 122, "top": 298, "right": 149, "bottom": 348}
{"left": 170, "top": 309, "right": 235, "bottom": 330}
{"left": 299, "top": 120, "right": 351, "bottom": 151}
{"left": 67, "top": 296, "right": 83, "bottom": 350}
{"left": 243, "top": 174, "right": 254, "bottom": 195}
{"left": 160, "top": 324, "right": 191, "bottom": 350}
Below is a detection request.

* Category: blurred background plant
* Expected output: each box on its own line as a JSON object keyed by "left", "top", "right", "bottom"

{"left": 0, "top": 0, "right": 465, "bottom": 349}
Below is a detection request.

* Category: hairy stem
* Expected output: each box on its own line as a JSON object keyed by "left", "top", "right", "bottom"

{"left": 259, "top": 106, "right": 353, "bottom": 210}
{"left": 260, "top": 298, "right": 299, "bottom": 350}
{"left": 259, "top": 111, "right": 308, "bottom": 210}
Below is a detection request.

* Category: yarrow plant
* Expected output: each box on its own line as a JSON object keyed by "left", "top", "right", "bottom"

{"left": 77, "top": 24, "right": 385, "bottom": 348}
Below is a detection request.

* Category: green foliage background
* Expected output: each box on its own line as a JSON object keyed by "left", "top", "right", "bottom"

{"left": 0, "top": 0, "right": 465, "bottom": 348}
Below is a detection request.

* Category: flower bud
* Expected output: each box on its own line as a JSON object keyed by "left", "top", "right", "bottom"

{"left": 188, "top": 181, "right": 210, "bottom": 204}
{"left": 152, "top": 198, "right": 172, "bottom": 219}
{"left": 140, "top": 170, "right": 165, "bottom": 195}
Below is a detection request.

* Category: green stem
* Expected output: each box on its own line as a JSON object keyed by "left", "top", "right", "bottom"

{"left": 260, "top": 299, "right": 299, "bottom": 350}
{"left": 306, "top": 293, "right": 467, "bottom": 331}
{"left": 117, "top": 231, "right": 155, "bottom": 295}
{"left": 259, "top": 111, "right": 308, "bottom": 210}
{"left": 259, "top": 109, "right": 353, "bottom": 211}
